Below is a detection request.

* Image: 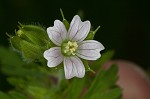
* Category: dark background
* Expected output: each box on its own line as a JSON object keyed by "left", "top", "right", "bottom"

{"left": 0, "top": 0, "right": 150, "bottom": 69}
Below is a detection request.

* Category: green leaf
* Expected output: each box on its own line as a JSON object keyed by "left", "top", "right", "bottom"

{"left": 7, "top": 77, "right": 27, "bottom": 89}
{"left": 26, "top": 85, "right": 61, "bottom": 99}
{"left": 90, "top": 88, "right": 122, "bottom": 99}
{"left": 66, "top": 78, "right": 85, "bottom": 99}
{"left": 0, "top": 91, "right": 10, "bottom": 99}
{"left": 8, "top": 91, "right": 27, "bottom": 99}
{"left": 27, "top": 86, "right": 47, "bottom": 99}
{"left": 83, "top": 64, "right": 122, "bottom": 99}
{"left": 0, "top": 46, "right": 24, "bottom": 67}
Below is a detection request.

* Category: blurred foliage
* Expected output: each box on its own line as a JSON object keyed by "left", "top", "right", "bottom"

{"left": 0, "top": 46, "right": 121, "bottom": 99}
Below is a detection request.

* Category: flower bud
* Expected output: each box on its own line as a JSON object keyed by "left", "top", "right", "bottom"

{"left": 10, "top": 36, "right": 22, "bottom": 51}
{"left": 17, "top": 24, "right": 49, "bottom": 46}
{"left": 10, "top": 24, "right": 52, "bottom": 62}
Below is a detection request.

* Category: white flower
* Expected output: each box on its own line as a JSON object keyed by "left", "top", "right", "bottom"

{"left": 44, "top": 15, "right": 104, "bottom": 79}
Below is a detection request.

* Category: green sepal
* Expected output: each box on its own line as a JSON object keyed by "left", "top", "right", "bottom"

{"left": 85, "top": 26, "right": 100, "bottom": 40}
{"left": 10, "top": 36, "right": 22, "bottom": 51}
{"left": 63, "top": 19, "right": 70, "bottom": 30}
{"left": 20, "top": 40, "right": 43, "bottom": 61}
{"left": 82, "top": 59, "right": 95, "bottom": 73}
{"left": 60, "top": 9, "right": 70, "bottom": 30}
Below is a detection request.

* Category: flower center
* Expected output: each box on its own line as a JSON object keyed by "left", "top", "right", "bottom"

{"left": 61, "top": 41, "right": 78, "bottom": 56}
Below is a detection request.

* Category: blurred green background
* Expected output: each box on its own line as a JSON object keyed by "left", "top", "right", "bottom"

{"left": 0, "top": 0, "right": 149, "bottom": 69}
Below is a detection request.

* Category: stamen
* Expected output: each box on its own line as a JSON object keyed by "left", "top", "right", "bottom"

{"left": 62, "top": 41, "right": 78, "bottom": 56}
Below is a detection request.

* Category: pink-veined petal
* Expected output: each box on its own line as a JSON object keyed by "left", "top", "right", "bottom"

{"left": 76, "top": 40, "right": 104, "bottom": 60}
{"left": 68, "top": 15, "right": 91, "bottom": 43}
{"left": 64, "top": 56, "right": 85, "bottom": 79}
{"left": 47, "top": 20, "right": 67, "bottom": 46}
{"left": 43, "top": 47, "right": 63, "bottom": 67}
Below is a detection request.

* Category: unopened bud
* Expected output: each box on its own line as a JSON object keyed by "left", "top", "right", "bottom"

{"left": 9, "top": 23, "right": 52, "bottom": 62}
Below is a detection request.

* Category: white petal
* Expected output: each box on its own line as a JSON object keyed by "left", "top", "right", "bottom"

{"left": 78, "top": 40, "right": 105, "bottom": 51}
{"left": 64, "top": 56, "right": 85, "bottom": 79}
{"left": 43, "top": 47, "right": 63, "bottom": 67}
{"left": 76, "top": 40, "right": 104, "bottom": 60}
{"left": 47, "top": 20, "right": 67, "bottom": 46}
{"left": 68, "top": 15, "right": 91, "bottom": 43}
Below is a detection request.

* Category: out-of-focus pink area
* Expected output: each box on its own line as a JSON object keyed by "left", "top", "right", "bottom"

{"left": 103, "top": 60, "right": 150, "bottom": 99}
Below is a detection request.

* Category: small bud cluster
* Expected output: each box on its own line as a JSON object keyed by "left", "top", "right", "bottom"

{"left": 9, "top": 24, "right": 51, "bottom": 62}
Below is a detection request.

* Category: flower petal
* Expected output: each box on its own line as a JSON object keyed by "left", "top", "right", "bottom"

{"left": 47, "top": 20, "right": 67, "bottom": 46}
{"left": 43, "top": 47, "right": 63, "bottom": 67}
{"left": 64, "top": 56, "right": 85, "bottom": 79}
{"left": 76, "top": 40, "right": 104, "bottom": 60}
{"left": 68, "top": 15, "right": 91, "bottom": 43}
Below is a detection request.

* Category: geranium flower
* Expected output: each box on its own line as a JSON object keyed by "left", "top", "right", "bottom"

{"left": 44, "top": 15, "right": 104, "bottom": 79}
